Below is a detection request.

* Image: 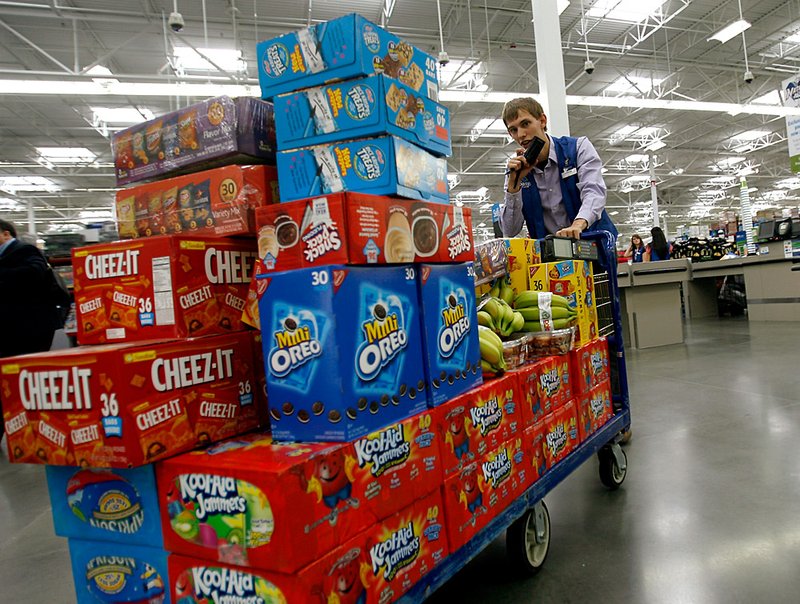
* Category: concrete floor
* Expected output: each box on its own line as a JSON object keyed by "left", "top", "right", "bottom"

{"left": 2, "top": 318, "right": 800, "bottom": 603}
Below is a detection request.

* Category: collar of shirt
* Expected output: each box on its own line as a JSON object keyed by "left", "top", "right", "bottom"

{"left": 0, "top": 237, "right": 16, "bottom": 257}
{"left": 531, "top": 134, "right": 557, "bottom": 174}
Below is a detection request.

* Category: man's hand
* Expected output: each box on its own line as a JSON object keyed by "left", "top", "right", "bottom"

{"left": 556, "top": 219, "right": 589, "bottom": 239}
{"left": 505, "top": 147, "right": 535, "bottom": 193}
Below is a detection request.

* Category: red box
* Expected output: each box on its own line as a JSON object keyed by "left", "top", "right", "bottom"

{"left": 570, "top": 338, "right": 610, "bottom": 396}
{"left": 72, "top": 236, "right": 258, "bottom": 345}
{"left": 535, "top": 355, "right": 572, "bottom": 411}
{"left": 254, "top": 192, "right": 474, "bottom": 271}
{"left": 577, "top": 380, "right": 613, "bottom": 441}
{"left": 480, "top": 436, "right": 531, "bottom": 507}
{"left": 523, "top": 420, "right": 548, "bottom": 484}
{"left": 116, "top": 164, "right": 279, "bottom": 239}
{"left": 0, "top": 332, "right": 262, "bottom": 467}
{"left": 441, "top": 463, "right": 489, "bottom": 552}
{"left": 542, "top": 400, "right": 580, "bottom": 468}
{"left": 512, "top": 362, "right": 549, "bottom": 427}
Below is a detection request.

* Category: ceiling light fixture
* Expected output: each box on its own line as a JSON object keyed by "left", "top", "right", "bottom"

{"left": 36, "top": 147, "right": 97, "bottom": 164}
{"left": 588, "top": 0, "right": 665, "bottom": 23}
{"left": 645, "top": 140, "right": 666, "bottom": 151}
{"left": 173, "top": 47, "right": 246, "bottom": 73}
{"left": 708, "top": 19, "right": 751, "bottom": 44}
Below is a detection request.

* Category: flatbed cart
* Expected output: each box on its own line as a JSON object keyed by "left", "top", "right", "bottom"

{"left": 400, "top": 230, "right": 631, "bottom": 602}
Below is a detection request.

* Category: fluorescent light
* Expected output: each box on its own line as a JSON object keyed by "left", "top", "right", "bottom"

{"left": 776, "top": 177, "right": 800, "bottom": 189}
{"left": 92, "top": 106, "right": 155, "bottom": 124}
{"left": 669, "top": 168, "right": 685, "bottom": 175}
{"left": 736, "top": 166, "right": 758, "bottom": 177}
{"left": 36, "top": 147, "right": 96, "bottom": 164}
{"left": 588, "top": 0, "right": 666, "bottom": 22}
{"left": 752, "top": 90, "right": 781, "bottom": 106}
{"left": 0, "top": 79, "right": 255, "bottom": 98}
{"left": 606, "top": 75, "right": 664, "bottom": 95}
{"left": 533, "top": 0, "right": 570, "bottom": 17}
{"left": 788, "top": 31, "right": 800, "bottom": 44}
{"left": 86, "top": 65, "right": 119, "bottom": 86}
{"left": 645, "top": 140, "right": 666, "bottom": 151}
{"left": 173, "top": 47, "right": 246, "bottom": 72}
{"left": 0, "top": 197, "right": 25, "bottom": 211}
{"left": 439, "top": 59, "right": 487, "bottom": 91}
{"left": 734, "top": 129, "right": 770, "bottom": 141}
{"left": 79, "top": 210, "right": 114, "bottom": 220}
{"left": 710, "top": 156, "right": 746, "bottom": 171}
{"left": 473, "top": 118, "right": 506, "bottom": 132}
{"left": 609, "top": 211, "right": 619, "bottom": 216}
{"left": 709, "top": 19, "right": 751, "bottom": 44}
{"left": 624, "top": 154, "right": 649, "bottom": 163}
{"left": 476, "top": 186, "right": 489, "bottom": 197}
{"left": 0, "top": 176, "right": 60, "bottom": 193}
{"left": 612, "top": 125, "right": 638, "bottom": 138}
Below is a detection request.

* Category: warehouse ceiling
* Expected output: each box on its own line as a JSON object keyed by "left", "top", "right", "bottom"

{"left": 2, "top": 0, "right": 800, "bottom": 245}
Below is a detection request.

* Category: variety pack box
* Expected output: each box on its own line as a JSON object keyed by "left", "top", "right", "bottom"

{"left": 257, "top": 13, "right": 438, "bottom": 101}
{"left": 535, "top": 355, "right": 572, "bottom": 411}
{"left": 0, "top": 331, "right": 262, "bottom": 467}
{"left": 257, "top": 264, "right": 428, "bottom": 442}
{"left": 577, "top": 380, "right": 613, "bottom": 441}
{"left": 524, "top": 420, "right": 548, "bottom": 484}
{"left": 276, "top": 135, "right": 449, "bottom": 203}
{"left": 542, "top": 400, "right": 580, "bottom": 468}
{"left": 274, "top": 73, "right": 451, "bottom": 156}
{"left": 417, "top": 263, "right": 482, "bottom": 407}
{"left": 503, "top": 238, "right": 542, "bottom": 296}
{"left": 72, "top": 236, "right": 257, "bottom": 345}
{"left": 113, "top": 96, "right": 276, "bottom": 186}
{"left": 255, "top": 192, "right": 473, "bottom": 272}
{"left": 571, "top": 337, "right": 610, "bottom": 395}
{"left": 116, "top": 164, "right": 279, "bottom": 239}
{"left": 46, "top": 465, "right": 162, "bottom": 547}
{"left": 69, "top": 538, "right": 170, "bottom": 604}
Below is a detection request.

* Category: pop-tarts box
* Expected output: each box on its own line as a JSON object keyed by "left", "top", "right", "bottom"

{"left": 277, "top": 135, "right": 449, "bottom": 203}
{"left": 274, "top": 74, "right": 450, "bottom": 156}
{"left": 257, "top": 13, "right": 438, "bottom": 101}
{"left": 68, "top": 538, "right": 170, "bottom": 604}
{"left": 46, "top": 465, "right": 162, "bottom": 547}
{"left": 258, "top": 264, "right": 428, "bottom": 442}
{"left": 417, "top": 263, "right": 482, "bottom": 407}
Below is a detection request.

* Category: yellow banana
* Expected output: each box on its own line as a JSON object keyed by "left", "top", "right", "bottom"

{"left": 500, "top": 279, "right": 515, "bottom": 305}
{"left": 513, "top": 290, "right": 572, "bottom": 309}
{"left": 489, "top": 281, "right": 501, "bottom": 298}
{"left": 511, "top": 312, "right": 525, "bottom": 333}
{"left": 478, "top": 325, "right": 504, "bottom": 350}
{"left": 479, "top": 337, "right": 503, "bottom": 366}
{"left": 481, "top": 298, "right": 500, "bottom": 321}
{"left": 476, "top": 311, "right": 495, "bottom": 330}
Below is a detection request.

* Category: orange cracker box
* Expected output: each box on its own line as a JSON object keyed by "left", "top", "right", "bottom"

{"left": 524, "top": 419, "right": 548, "bottom": 484}
{"left": 0, "top": 331, "right": 262, "bottom": 467}
{"left": 502, "top": 238, "right": 541, "bottom": 296}
{"left": 72, "top": 236, "right": 257, "bottom": 345}
{"left": 577, "top": 380, "right": 613, "bottom": 441}
{"left": 536, "top": 355, "right": 572, "bottom": 411}
{"left": 115, "top": 164, "right": 279, "bottom": 239}
{"left": 571, "top": 337, "right": 609, "bottom": 396}
{"left": 542, "top": 400, "right": 580, "bottom": 468}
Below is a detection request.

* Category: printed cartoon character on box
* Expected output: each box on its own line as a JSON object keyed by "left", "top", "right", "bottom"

{"left": 173, "top": 564, "right": 287, "bottom": 604}
{"left": 292, "top": 448, "right": 359, "bottom": 518}
{"left": 445, "top": 410, "right": 471, "bottom": 462}
{"left": 452, "top": 470, "right": 484, "bottom": 517}
{"left": 313, "top": 547, "right": 371, "bottom": 604}
{"left": 85, "top": 555, "right": 166, "bottom": 604}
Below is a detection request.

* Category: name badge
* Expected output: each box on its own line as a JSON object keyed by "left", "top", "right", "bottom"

{"left": 562, "top": 167, "right": 577, "bottom": 179}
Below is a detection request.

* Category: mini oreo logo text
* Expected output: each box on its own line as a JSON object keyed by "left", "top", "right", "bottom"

{"left": 268, "top": 321, "right": 322, "bottom": 378}
{"left": 438, "top": 302, "right": 469, "bottom": 358}
{"left": 356, "top": 312, "right": 407, "bottom": 382}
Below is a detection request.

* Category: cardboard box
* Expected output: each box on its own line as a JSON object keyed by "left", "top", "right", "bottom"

{"left": 535, "top": 355, "right": 572, "bottom": 411}
{"left": 524, "top": 420, "right": 548, "bottom": 484}
{"left": 0, "top": 331, "right": 263, "bottom": 467}
{"left": 257, "top": 13, "right": 438, "bottom": 101}
{"left": 68, "top": 539, "right": 169, "bottom": 604}
{"left": 113, "top": 96, "right": 276, "bottom": 186}
{"left": 570, "top": 337, "right": 610, "bottom": 396}
{"left": 254, "top": 192, "right": 474, "bottom": 272}
{"left": 46, "top": 465, "right": 162, "bottom": 547}
{"left": 276, "top": 135, "right": 449, "bottom": 203}
{"left": 480, "top": 436, "right": 531, "bottom": 508}
{"left": 274, "top": 73, "right": 451, "bottom": 156}
{"left": 577, "top": 380, "right": 613, "bottom": 441}
{"left": 542, "top": 400, "right": 580, "bottom": 468}
{"left": 116, "top": 164, "right": 279, "bottom": 239}
{"left": 258, "top": 265, "right": 428, "bottom": 442}
{"left": 441, "top": 462, "right": 488, "bottom": 552}
{"left": 502, "top": 238, "right": 541, "bottom": 296}
{"left": 417, "top": 263, "right": 483, "bottom": 407}
{"left": 72, "top": 236, "right": 258, "bottom": 345}
{"left": 511, "top": 362, "right": 547, "bottom": 427}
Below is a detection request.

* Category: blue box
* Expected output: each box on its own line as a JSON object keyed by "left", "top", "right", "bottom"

{"left": 277, "top": 135, "right": 449, "bottom": 203}
{"left": 68, "top": 538, "right": 170, "bottom": 604}
{"left": 274, "top": 74, "right": 451, "bottom": 156}
{"left": 257, "top": 13, "right": 439, "bottom": 100}
{"left": 46, "top": 465, "right": 163, "bottom": 547}
{"left": 418, "top": 263, "right": 483, "bottom": 407}
{"left": 258, "top": 264, "right": 428, "bottom": 441}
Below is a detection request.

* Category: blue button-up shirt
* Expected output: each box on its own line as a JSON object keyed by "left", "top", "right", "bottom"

{"left": 0, "top": 237, "right": 15, "bottom": 257}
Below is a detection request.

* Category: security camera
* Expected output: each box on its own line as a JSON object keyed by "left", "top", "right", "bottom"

{"left": 584, "top": 59, "right": 595, "bottom": 75}
{"left": 168, "top": 11, "right": 185, "bottom": 33}
{"left": 743, "top": 70, "right": 754, "bottom": 84}
{"left": 438, "top": 51, "right": 450, "bottom": 67}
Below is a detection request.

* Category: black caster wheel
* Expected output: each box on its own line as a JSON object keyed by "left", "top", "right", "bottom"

{"left": 506, "top": 500, "right": 550, "bottom": 575}
{"left": 598, "top": 444, "right": 627, "bottom": 490}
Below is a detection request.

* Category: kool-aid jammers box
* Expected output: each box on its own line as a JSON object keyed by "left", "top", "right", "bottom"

{"left": 535, "top": 355, "right": 572, "bottom": 411}
{"left": 577, "top": 380, "right": 613, "bottom": 441}
{"left": 277, "top": 135, "right": 449, "bottom": 203}
{"left": 68, "top": 538, "right": 170, "bottom": 604}
{"left": 417, "top": 263, "right": 482, "bottom": 407}
{"left": 257, "top": 13, "right": 438, "bottom": 100}
{"left": 0, "top": 331, "right": 262, "bottom": 467}
{"left": 46, "top": 465, "right": 162, "bottom": 547}
{"left": 274, "top": 73, "right": 451, "bottom": 156}
{"left": 571, "top": 337, "right": 610, "bottom": 395}
{"left": 113, "top": 95, "right": 276, "bottom": 186}
{"left": 72, "top": 236, "right": 257, "bottom": 345}
{"left": 116, "top": 164, "right": 279, "bottom": 240}
{"left": 524, "top": 419, "right": 548, "bottom": 483}
{"left": 512, "top": 362, "right": 547, "bottom": 426}
{"left": 542, "top": 400, "right": 580, "bottom": 468}
{"left": 258, "top": 264, "right": 428, "bottom": 442}
{"left": 255, "top": 192, "right": 473, "bottom": 272}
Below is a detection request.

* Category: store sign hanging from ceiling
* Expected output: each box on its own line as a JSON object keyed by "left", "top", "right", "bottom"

{"left": 782, "top": 74, "right": 800, "bottom": 174}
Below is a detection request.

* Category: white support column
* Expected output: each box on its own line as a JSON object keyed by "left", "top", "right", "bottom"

{"left": 27, "top": 199, "right": 36, "bottom": 236}
{"left": 531, "top": 0, "right": 570, "bottom": 136}
{"left": 649, "top": 152, "right": 660, "bottom": 228}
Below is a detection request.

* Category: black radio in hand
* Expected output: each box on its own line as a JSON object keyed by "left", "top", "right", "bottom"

{"left": 506, "top": 136, "right": 546, "bottom": 189}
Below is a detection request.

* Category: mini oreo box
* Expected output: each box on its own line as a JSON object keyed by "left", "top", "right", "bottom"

{"left": 72, "top": 236, "right": 257, "bottom": 345}
{"left": 68, "top": 538, "right": 170, "bottom": 604}
{"left": 46, "top": 465, "right": 162, "bottom": 547}
{"left": 276, "top": 135, "right": 449, "bottom": 203}
{"left": 0, "top": 331, "right": 262, "bottom": 467}
{"left": 258, "top": 264, "right": 428, "bottom": 442}
{"left": 274, "top": 73, "right": 450, "bottom": 156}
{"left": 577, "top": 379, "right": 613, "bottom": 441}
{"left": 417, "top": 263, "right": 483, "bottom": 407}
{"left": 571, "top": 337, "right": 610, "bottom": 395}
{"left": 257, "top": 13, "right": 438, "bottom": 101}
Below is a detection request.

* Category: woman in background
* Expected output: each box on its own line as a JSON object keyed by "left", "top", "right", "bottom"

{"left": 644, "top": 226, "right": 671, "bottom": 261}
{"left": 624, "top": 234, "right": 646, "bottom": 263}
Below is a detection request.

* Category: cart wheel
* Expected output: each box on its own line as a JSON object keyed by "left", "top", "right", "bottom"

{"left": 506, "top": 501, "right": 550, "bottom": 575}
{"left": 598, "top": 444, "right": 627, "bottom": 490}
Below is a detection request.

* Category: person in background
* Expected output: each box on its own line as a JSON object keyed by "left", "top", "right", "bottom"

{"left": 644, "top": 226, "right": 672, "bottom": 261}
{"left": 624, "top": 234, "right": 646, "bottom": 263}
{"left": 498, "top": 97, "right": 617, "bottom": 240}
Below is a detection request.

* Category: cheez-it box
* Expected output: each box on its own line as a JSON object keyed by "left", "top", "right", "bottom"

{"left": 0, "top": 331, "right": 262, "bottom": 467}
{"left": 72, "top": 236, "right": 257, "bottom": 345}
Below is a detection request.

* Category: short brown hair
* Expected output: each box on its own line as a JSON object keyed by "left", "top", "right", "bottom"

{"left": 502, "top": 97, "right": 545, "bottom": 126}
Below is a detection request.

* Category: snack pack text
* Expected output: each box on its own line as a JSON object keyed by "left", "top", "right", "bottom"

{"left": 469, "top": 398, "right": 502, "bottom": 436}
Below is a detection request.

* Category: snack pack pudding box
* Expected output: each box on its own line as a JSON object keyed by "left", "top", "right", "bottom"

{"left": 577, "top": 379, "right": 613, "bottom": 441}
{"left": 116, "top": 164, "right": 279, "bottom": 240}
{"left": 276, "top": 135, "right": 449, "bottom": 203}
{"left": 68, "top": 538, "right": 170, "bottom": 604}
{"left": 112, "top": 95, "right": 276, "bottom": 186}
{"left": 257, "top": 264, "right": 428, "bottom": 442}
{"left": 257, "top": 13, "right": 439, "bottom": 101}
{"left": 168, "top": 489, "right": 448, "bottom": 603}
{"left": 417, "top": 263, "right": 482, "bottom": 407}
{"left": 542, "top": 399, "right": 580, "bottom": 468}
{"left": 254, "top": 192, "right": 473, "bottom": 272}
{"left": 570, "top": 337, "right": 610, "bottom": 396}
{"left": 0, "top": 331, "right": 263, "bottom": 467}
{"left": 274, "top": 73, "right": 451, "bottom": 156}
{"left": 46, "top": 464, "right": 162, "bottom": 547}
{"left": 72, "top": 236, "right": 257, "bottom": 345}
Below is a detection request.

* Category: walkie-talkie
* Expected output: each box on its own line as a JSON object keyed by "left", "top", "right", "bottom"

{"left": 507, "top": 136, "right": 546, "bottom": 190}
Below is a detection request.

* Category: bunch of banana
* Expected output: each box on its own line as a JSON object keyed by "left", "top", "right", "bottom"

{"left": 513, "top": 290, "right": 578, "bottom": 332}
{"left": 478, "top": 325, "right": 506, "bottom": 374}
{"left": 488, "top": 277, "right": 515, "bottom": 306}
{"left": 477, "top": 296, "right": 525, "bottom": 338}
